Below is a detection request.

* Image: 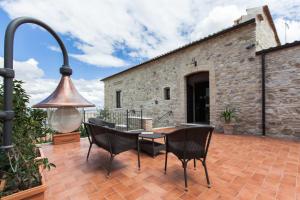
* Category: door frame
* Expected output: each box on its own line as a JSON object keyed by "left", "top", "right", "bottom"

{"left": 185, "top": 71, "right": 210, "bottom": 124}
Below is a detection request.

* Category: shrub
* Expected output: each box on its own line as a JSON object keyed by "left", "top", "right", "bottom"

{"left": 0, "top": 80, "right": 55, "bottom": 197}
{"left": 79, "top": 124, "right": 88, "bottom": 138}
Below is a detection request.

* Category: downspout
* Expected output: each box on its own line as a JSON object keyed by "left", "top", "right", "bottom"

{"left": 261, "top": 53, "right": 266, "bottom": 136}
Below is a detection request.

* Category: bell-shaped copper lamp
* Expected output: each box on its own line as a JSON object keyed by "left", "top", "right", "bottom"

{"left": 33, "top": 75, "right": 94, "bottom": 108}
{"left": 33, "top": 73, "right": 95, "bottom": 133}
{"left": 33, "top": 71, "right": 95, "bottom": 133}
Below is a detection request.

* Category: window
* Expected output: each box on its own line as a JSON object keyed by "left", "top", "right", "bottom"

{"left": 116, "top": 90, "right": 121, "bottom": 108}
{"left": 164, "top": 87, "right": 170, "bottom": 100}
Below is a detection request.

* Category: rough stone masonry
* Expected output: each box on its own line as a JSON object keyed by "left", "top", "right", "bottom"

{"left": 102, "top": 6, "right": 300, "bottom": 138}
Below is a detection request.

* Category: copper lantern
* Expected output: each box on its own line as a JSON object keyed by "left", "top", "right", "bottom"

{"left": 33, "top": 74, "right": 94, "bottom": 133}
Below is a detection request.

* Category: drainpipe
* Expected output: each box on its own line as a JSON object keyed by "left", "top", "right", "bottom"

{"left": 261, "top": 53, "right": 266, "bottom": 136}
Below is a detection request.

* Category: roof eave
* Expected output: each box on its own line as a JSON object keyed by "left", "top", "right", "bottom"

{"left": 101, "top": 18, "right": 256, "bottom": 82}
{"left": 256, "top": 40, "right": 300, "bottom": 55}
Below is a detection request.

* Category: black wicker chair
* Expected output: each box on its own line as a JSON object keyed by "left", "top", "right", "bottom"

{"left": 164, "top": 125, "right": 214, "bottom": 191}
{"left": 84, "top": 122, "right": 141, "bottom": 176}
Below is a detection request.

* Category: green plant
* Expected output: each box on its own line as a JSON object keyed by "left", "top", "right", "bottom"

{"left": 220, "top": 106, "right": 236, "bottom": 124}
{"left": 98, "top": 108, "right": 110, "bottom": 120}
{"left": 0, "top": 80, "right": 55, "bottom": 197}
{"left": 28, "top": 108, "right": 55, "bottom": 143}
{"left": 79, "top": 124, "right": 88, "bottom": 138}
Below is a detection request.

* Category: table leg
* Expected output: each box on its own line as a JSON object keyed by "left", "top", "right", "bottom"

{"left": 152, "top": 138, "right": 155, "bottom": 157}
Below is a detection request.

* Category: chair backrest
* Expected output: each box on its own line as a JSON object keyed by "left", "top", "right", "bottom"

{"left": 83, "top": 122, "right": 139, "bottom": 154}
{"left": 105, "top": 126, "right": 140, "bottom": 154}
{"left": 84, "top": 122, "right": 109, "bottom": 148}
{"left": 166, "top": 125, "right": 214, "bottom": 160}
{"left": 84, "top": 122, "right": 93, "bottom": 143}
{"left": 88, "top": 117, "right": 115, "bottom": 128}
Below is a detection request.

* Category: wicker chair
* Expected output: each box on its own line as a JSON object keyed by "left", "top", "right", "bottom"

{"left": 84, "top": 122, "right": 141, "bottom": 176}
{"left": 164, "top": 125, "right": 214, "bottom": 191}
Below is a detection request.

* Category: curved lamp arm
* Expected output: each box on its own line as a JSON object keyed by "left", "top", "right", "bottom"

{"left": 5, "top": 17, "right": 70, "bottom": 69}
{"left": 0, "top": 17, "right": 71, "bottom": 148}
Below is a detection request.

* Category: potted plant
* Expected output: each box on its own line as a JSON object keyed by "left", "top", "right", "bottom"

{"left": 0, "top": 80, "right": 55, "bottom": 199}
{"left": 220, "top": 106, "right": 236, "bottom": 134}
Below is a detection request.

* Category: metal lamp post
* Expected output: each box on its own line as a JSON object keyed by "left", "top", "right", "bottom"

{"left": 0, "top": 17, "right": 94, "bottom": 149}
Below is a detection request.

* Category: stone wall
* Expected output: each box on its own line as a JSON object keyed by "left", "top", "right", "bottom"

{"left": 255, "top": 12, "right": 278, "bottom": 51}
{"left": 234, "top": 6, "right": 278, "bottom": 51}
{"left": 104, "top": 22, "right": 266, "bottom": 134}
{"left": 264, "top": 46, "right": 300, "bottom": 137}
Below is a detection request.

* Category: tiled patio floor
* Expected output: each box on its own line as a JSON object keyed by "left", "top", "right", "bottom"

{"left": 42, "top": 132, "right": 300, "bottom": 200}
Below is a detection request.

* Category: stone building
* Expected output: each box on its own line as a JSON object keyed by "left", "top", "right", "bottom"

{"left": 101, "top": 6, "right": 300, "bottom": 137}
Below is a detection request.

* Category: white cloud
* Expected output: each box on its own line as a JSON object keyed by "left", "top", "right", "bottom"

{"left": 275, "top": 18, "right": 300, "bottom": 44}
{"left": 0, "top": 57, "right": 44, "bottom": 80}
{"left": 0, "top": 0, "right": 299, "bottom": 68}
{"left": 48, "top": 45, "right": 60, "bottom": 52}
{"left": 0, "top": 57, "right": 103, "bottom": 107}
{"left": 70, "top": 52, "right": 126, "bottom": 67}
{"left": 191, "top": 5, "right": 245, "bottom": 40}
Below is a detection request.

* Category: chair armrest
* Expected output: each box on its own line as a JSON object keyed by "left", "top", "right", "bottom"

{"left": 160, "top": 132, "right": 167, "bottom": 136}
{"left": 114, "top": 131, "right": 140, "bottom": 138}
{"left": 126, "top": 130, "right": 142, "bottom": 134}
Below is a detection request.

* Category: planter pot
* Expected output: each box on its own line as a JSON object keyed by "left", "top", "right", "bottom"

{"left": 52, "top": 131, "right": 80, "bottom": 145}
{"left": 35, "top": 147, "right": 45, "bottom": 161}
{"left": 223, "top": 124, "right": 234, "bottom": 134}
{"left": 1, "top": 149, "right": 47, "bottom": 200}
{"left": 0, "top": 179, "right": 6, "bottom": 192}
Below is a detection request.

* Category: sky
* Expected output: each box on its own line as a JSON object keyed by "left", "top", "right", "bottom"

{"left": 0, "top": 0, "right": 299, "bottom": 107}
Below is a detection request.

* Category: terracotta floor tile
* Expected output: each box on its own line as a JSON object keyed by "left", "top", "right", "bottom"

{"left": 41, "top": 132, "right": 300, "bottom": 200}
{"left": 124, "top": 187, "right": 149, "bottom": 200}
{"left": 179, "top": 192, "right": 198, "bottom": 200}
{"left": 88, "top": 191, "right": 108, "bottom": 200}
{"left": 105, "top": 192, "right": 125, "bottom": 200}
{"left": 197, "top": 188, "right": 220, "bottom": 199}
{"left": 255, "top": 193, "right": 275, "bottom": 200}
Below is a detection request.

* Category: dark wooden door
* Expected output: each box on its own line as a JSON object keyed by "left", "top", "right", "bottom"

{"left": 186, "top": 84, "right": 194, "bottom": 123}
{"left": 194, "top": 81, "right": 209, "bottom": 123}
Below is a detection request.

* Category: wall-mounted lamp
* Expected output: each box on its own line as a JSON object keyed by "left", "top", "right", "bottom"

{"left": 246, "top": 43, "right": 255, "bottom": 50}
{"left": 192, "top": 58, "right": 197, "bottom": 67}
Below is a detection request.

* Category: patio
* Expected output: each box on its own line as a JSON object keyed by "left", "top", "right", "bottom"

{"left": 42, "top": 131, "right": 300, "bottom": 200}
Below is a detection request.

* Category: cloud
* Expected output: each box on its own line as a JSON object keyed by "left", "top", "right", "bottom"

{"left": 70, "top": 52, "right": 126, "bottom": 67}
{"left": 275, "top": 18, "right": 300, "bottom": 44}
{"left": 190, "top": 5, "right": 245, "bottom": 40}
{"left": 0, "top": 57, "right": 103, "bottom": 107}
{"left": 48, "top": 45, "right": 60, "bottom": 52}
{"left": 0, "top": 0, "right": 299, "bottom": 69}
